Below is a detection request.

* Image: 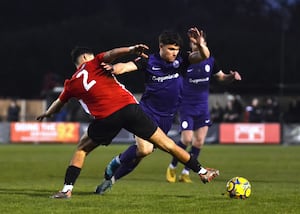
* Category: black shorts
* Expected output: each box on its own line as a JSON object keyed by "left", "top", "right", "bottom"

{"left": 88, "top": 104, "right": 157, "bottom": 145}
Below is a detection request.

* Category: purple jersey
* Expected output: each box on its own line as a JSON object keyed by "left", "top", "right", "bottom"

{"left": 134, "top": 52, "right": 189, "bottom": 133}
{"left": 179, "top": 57, "right": 217, "bottom": 130}
{"left": 136, "top": 53, "right": 189, "bottom": 117}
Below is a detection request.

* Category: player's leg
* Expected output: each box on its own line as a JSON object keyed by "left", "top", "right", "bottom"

{"left": 180, "top": 127, "right": 208, "bottom": 182}
{"left": 95, "top": 137, "right": 154, "bottom": 195}
{"left": 51, "top": 132, "right": 98, "bottom": 199}
{"left": 170, "top": 130, "right": 192, "bottom": 167}
{"left": 188, "top": 126, "right": 208, "bottom": 162}
{"left": 149, "top": 127, "right": 219, "bottom": 184}
{"left": 148, "top": 128, "right": 190, "bottom": 162}
{"left": 167, "top": 114, "right": 193, "bottom": 182}
{"left": 166, "top": 130, "right": 192, "bottom": 182}
{"left": 105, "top": 104, "right": 218, "bottom": 185}
{"left": 53, "top": 114, "right": 122, "bottom": 199}
{"left": 178, "top": 130, "right": 194, "bottom": 183}
{"left": 109, "top": 104, "right": 156, "bottom": 174}
{"left": 114, "top": 137, "right": 154, "bottom": 179}
{"left": 120, "top": 104, "right": 219, "bottom": 183}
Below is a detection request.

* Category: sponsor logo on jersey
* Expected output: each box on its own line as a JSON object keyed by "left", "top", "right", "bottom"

{"left": 187, "top": 68, "right": 193, "bottom": 73}
{"left": 152, "top": 73, "right": 180, "bottom": 82}
{"left": 188, "top": 77, "right": 209, "bottom": 84}
{"left": 205, "top": 119, "right": 211, "bottom": 123}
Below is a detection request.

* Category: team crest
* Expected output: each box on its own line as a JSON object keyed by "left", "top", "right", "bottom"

{"left": 205, "top": 64, "right": 211, "bottom": 72}
{"left": 173, "top": 60, "right": 180, "bottom": 68}
{"left": 181, "top": 121, "right": 188, "bottom": 129}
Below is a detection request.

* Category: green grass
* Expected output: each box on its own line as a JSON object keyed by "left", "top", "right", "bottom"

{"left": 0, "top": 144, "right": 300, "bottom": 214}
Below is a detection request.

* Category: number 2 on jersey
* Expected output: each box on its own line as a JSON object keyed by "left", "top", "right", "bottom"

{"left": 76, "top": 69, "right": 96, "bottom": 91}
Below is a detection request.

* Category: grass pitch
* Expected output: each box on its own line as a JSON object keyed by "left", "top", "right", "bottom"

{"left": 0, "top": 144, "right": 299, "bottom": 214}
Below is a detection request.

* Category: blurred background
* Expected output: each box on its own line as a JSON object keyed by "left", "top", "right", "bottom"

{"left": 0, "top": 0, "right": 299, "bottom": 125}
{"left": 1, "top": 0, "right": 300, "bottom": 97}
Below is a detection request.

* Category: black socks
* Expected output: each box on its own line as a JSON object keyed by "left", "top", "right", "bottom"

{"left": 64, "top": 165, "right": 81, "bottom": 185}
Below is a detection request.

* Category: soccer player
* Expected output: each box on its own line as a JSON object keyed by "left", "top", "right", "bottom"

{"left": 95, "top": 27, "right": 219, "bottom": 195}
{"left": 166, "top": 40, "right": 241, "bottom": 183}
{"left": 36, "top": 42, "right": 219, "bottom": 199}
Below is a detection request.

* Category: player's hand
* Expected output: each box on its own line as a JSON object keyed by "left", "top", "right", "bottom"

{"left": 101, "top": 62, "right": 128, "bottom": 75}
{"left": 230, "top": 71, "right": 242, "bottom": 81}
{"left": 130, "top": 44, "right": 149, "bottom": 58}
{"left": 188, "top": 27, "right": 206, "bottom": 46}
{"left": 36, "top": 113, "right": 50, "bottom": 121}
{"left": 101, "top": 62, "right": 114, "bottom": 73}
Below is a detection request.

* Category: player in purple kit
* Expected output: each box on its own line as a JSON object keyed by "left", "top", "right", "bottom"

{"left": 95, "top": 27, "right": 219, "bottom": 194}
{"left": 166, "top": 40, "right": 242, "bottom": 183}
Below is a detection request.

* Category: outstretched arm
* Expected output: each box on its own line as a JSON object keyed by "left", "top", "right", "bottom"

{"left": 36, "top": 98, "right": 65, "bottom": 121}
{"left": 103, "top": 44, "right": 149, "bottom": 63}
{"left": 101, "top": 61, "right": 139, "bottom": 75}
{"left": 214, "top": 70, "right": 242, "bottom": 84}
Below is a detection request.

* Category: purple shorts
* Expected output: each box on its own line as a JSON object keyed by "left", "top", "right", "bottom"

{"left": 179, "top": 111, "right": 212, "bottom": 131}
{"left": 140, "top": 104, "right": 174, "bottom": 134}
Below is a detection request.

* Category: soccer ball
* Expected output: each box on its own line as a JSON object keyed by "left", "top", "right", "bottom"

{"left": 226, "top": 176, "right": 251, "bottom": 199}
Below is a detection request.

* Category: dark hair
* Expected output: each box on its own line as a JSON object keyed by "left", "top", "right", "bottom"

{"left": 158, "top": 30, "right": 183, "bottom": 47}
{"left": 71, "top": 46, "right": 94, "bottom": 64}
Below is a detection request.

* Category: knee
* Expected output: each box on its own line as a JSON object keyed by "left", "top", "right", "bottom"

{"left": 77, "top": 136, "right": 97, "bottom": 155}
{"left": 192, "top": 138, "right": 205, "bottom": 148}
{"left": 137, "top": 145, "right": 154, "bottom": 157}
{"left": 181, "top": 134, "right": 192, "bottom": 146}
{"left": 181, "top": 138, "right": 192, "bottom": 146}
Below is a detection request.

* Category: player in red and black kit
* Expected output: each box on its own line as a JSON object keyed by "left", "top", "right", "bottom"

{"left": 37, "top": 44, "right": 219, "bottom": 199}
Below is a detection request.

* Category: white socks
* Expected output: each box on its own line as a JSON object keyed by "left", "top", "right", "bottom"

{"left": 169, "top": 163, "right": 176, "bottom": 169}
{"left": 198, "top": 167, "right": 207, "bottom": 175}
{"left": 181, "top": 169, "right": 190, "bottom": 175}
{"left": 62, "top": 184, "right": 73, "bottom": 193}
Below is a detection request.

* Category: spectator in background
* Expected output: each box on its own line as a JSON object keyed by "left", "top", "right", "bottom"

{"left": 210, "top": 101, "right": 224, "bottom": 122}
{"left": 7, "top": 99, "right": 20, "bottom": 122}
{"left": 245, "top": 97, "right": 263, "bottom": 122}
{"left": 223, "top": 99, "right": 240, "bottom": 122}
{"left": 284, "top": 97, "right": 300, "bottom": 123}
{"left": 232, "top": 95, "right": 244, "bottom": 121}
{"left": 262, "top": 97, "right": 280, "bottom": 122}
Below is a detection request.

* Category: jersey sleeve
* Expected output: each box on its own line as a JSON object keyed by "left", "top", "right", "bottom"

{"left": 58, "top": 79, "right": 72, "bottom": 103}
{"left": 94, "top": 52, "right": 106, "bottom": 63}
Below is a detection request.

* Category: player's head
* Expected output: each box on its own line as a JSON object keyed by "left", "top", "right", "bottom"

{"left": 71, "top": 46, "right": 94, "bottom": 67}
{"left": 158, "top": 30, "right": 183, "bottom": 62}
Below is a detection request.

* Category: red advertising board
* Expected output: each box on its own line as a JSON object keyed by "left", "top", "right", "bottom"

{"left": 220, "top": 123, "right": 280, "bottom": 144}
{"left": 10, "top": 122, "right": 80, "bottom": 143}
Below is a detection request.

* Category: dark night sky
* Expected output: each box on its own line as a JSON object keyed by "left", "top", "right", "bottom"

{"left": 1, "top": 0, "right": 300, "bottom": 98}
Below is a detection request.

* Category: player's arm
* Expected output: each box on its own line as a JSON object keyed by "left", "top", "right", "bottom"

{"left": 101, "top": 61, "right": 138, "bottom": 75}
{"left": 103, "top": 44, "right": 149, "bottom": 62}
{"left": 101, "top": 56, "right": 146, "bottom": 75}
{"left": 212, "top": 59, "right": 241, "bottom": 84}
{"left": 188, "top": 27, "right": 210, "bottom": 63}
{"left": 36, "top": 98, "right": 65, "bottom": 121}
{"left": 214, "top": 70, "right": 242, "bottom": 84}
